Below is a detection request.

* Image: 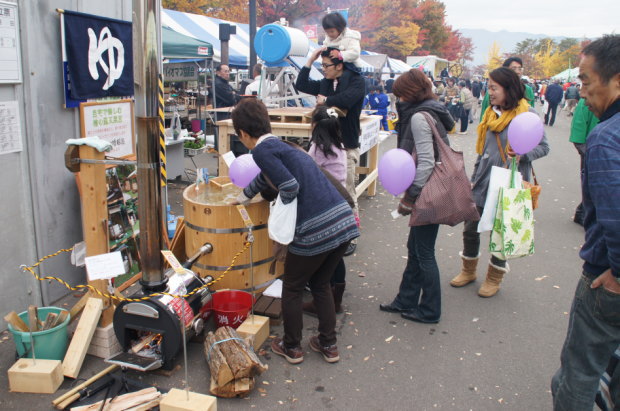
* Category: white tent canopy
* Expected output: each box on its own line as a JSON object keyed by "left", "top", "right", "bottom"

{"left": 551, "top": 67, "right": 579, "bottom": 81}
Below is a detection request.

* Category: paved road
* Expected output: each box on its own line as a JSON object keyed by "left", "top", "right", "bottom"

{"left": 0, "top": 104, "right": 585, "bottom": 410}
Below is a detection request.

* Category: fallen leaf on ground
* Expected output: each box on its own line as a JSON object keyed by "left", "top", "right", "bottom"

{"left": 385, "top": 335, "right": 394, "bottom": 342}
{"left": 535, "top": 275, "right": 549, "bottom": 281}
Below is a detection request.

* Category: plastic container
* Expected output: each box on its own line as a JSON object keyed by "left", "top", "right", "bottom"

{"left": 8, "top": 307, "right": 70, "bottom": 360}
{"left": 254, "top": 24, "right": 309, "bottom": 65}
{"left": 211, "top": 290, "right": 254, "bottom": 329}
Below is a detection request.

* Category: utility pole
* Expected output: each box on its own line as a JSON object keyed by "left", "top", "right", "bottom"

{"left": 249, "top": 0, "right": 257, "bottom": 71}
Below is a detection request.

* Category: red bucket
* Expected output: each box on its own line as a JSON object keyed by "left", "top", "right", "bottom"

{"left": 212, "top": 290, "right": 255, "bottom": 329}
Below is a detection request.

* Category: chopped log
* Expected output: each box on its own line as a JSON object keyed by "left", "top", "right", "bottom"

{"left": 28, "top": 305, "right": 39, "bottom": 332}
{"left": 41, "top": 313, "right": 58, "bottom": 331}
{"left": 131, "top": 333, "right": 157, "bottom": 354}
{"left": 214, "top": 326, "right": 267, "bottom": 378}
{"left": 52, "top": 310, "right": 69, "bottom": 328}
{"left": 209, "top": 377, "right": 254, "bottom": 398}
{"left": 4, "top": 311, "right": 29, "bottom": 332}
{"left": 204, "top": 331, "right": 234, "bottom": 387}
{"left": 205, "top": 326, "right": 267, "bottom": 398}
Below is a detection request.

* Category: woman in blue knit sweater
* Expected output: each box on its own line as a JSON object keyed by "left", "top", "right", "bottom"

{"left": 233, "top": 99, "right": 359, "bottom": 364}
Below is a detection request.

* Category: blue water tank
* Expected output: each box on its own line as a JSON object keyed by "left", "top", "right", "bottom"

{"left": 254, "top": 24, "right": 309, "bottom": 65}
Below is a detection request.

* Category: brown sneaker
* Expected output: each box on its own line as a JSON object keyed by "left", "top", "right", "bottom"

{"left": 309, "top": 335, "right": 339, "bottom": 363}
{"left": 271, "top": 337, "right": 304, "bottom": 364}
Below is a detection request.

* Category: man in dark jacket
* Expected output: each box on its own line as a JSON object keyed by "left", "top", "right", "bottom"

{"left": 214, "top": 64, "right": 240, "bottom": 120}
{"left": 544, "top": 80, "right": 564, "bottom": 126}
{"left": 564, "top": 83, "right": 580, "bottom": 116}
{"left": 551, "top": 34, "right": 620, "bottom": 411}
{"left": 296, "top": 47, "right": 366, "bottom": 255}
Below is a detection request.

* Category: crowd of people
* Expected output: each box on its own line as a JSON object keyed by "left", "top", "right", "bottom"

{"left": 219, "top": 12, "right": 619, "bottom": 408}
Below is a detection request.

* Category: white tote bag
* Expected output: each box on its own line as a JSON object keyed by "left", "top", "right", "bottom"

{"left": 268, "top": 195, "right": 297, "bottom": 245}
{"left": 477, "top": 166, "right": 522, "bottom": 233}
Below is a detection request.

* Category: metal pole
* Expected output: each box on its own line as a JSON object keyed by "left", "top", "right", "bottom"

{"left": 133, "top": 0, "right": 167, "bottom": 292}
{"left": 249, "top": 0, "right": 257, "bottom": 71}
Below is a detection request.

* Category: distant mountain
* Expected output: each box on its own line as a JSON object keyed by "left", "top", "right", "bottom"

{"left": 459, "top": 28, "right": 569, "bottom": 66}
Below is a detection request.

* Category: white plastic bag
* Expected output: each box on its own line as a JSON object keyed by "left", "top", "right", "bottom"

{"left": 542, "top": 100, "right": 549, "bottom": 115}
{"left": 268, "top": 195, "right": 297, "bottom": 245}
{"left": 477, "top": 166, "right": 523, "bottom": 233}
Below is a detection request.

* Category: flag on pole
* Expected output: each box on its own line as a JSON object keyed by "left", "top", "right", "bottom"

{"left": 62, "top": 10, "right": 133, "bottom": 99}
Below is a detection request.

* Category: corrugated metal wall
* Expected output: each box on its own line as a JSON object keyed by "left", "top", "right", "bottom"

{"left": 0, "top": 0, "right": 132, "bottom": 321}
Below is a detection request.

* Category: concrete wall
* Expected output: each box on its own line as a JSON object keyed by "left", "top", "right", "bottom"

{"left": 0, "top": 0, "right": 132, "bottom": 320}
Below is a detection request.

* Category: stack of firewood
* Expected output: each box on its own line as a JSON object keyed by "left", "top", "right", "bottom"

{"left": 205, "top": 326, "right": 268, "bottom": 398}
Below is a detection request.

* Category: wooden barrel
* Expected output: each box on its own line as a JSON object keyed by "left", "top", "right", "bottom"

{"left": 183, "top": 179, "right": 280, "bottom": 291}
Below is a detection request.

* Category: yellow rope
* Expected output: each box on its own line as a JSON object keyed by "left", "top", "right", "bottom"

{"left": 21, "top": 243, "right": 251, "bottom": 302}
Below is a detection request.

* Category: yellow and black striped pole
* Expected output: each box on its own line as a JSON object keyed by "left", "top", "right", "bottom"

{"left": 158, "top": 74, "right": 167, "bottom": 187}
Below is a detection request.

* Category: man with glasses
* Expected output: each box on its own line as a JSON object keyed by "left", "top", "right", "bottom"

{"left": 214, "top": 64, "right": 240, "bottom": 120}
{"left": 479, "top": 57, "right": 536, "bottom": 120}
{"left": 296, "top": 47, "right": 365, "bottom": 256}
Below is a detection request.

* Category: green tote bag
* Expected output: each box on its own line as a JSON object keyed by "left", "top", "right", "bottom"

{"left": 489, "top": 158, "right": 535, "bottom": 260}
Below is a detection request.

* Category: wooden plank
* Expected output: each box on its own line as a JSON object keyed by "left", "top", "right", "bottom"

{"left": 4, "top": 311, "right": 28, "bottom": 332}
{"left": 252, "top": 295, "right": 274, "bottom": 316}
{"left": 68, "top": 293, "right": 90, "bottom": 324}
{"left": 264, "top": 298, "right": 282, "bottom": 319}
{"left": 27, "top": 305, "right": 39, "bottom": 332}
{"left": 62, "top": 297, "right": 104, "bottom": 379}
{"left": 77, "top": 146, "right": 115, "bottom": 327}
{"left": 116, "top": 272, "right": 142, "bottom": 293}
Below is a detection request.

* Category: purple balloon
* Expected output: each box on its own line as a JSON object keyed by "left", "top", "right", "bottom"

{"left": 378, "top": 148, "right": 416, "bottom": 196}
{"left": 229, "top": 154, "right": 261, "bottom": 188}
{"left": 507, "top": 112, "right": 544, "bottom": 155}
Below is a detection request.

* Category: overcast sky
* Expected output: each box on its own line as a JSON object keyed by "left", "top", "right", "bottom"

{"left": 441, "top": 0, "right": 618, "bottom": 38}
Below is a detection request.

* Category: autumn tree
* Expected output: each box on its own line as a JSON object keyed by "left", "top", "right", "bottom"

{"left": 352, "top": 0, "right": 422, "bottom": 59}
{"left": 442, "top": 29, "right": 474, "bottom": 62}
{"left": 413, "top": 0, "right": 449, "bottom": 56}
{"left": 162, "top": 0, "right": 212, "bottom": 15}
{"left": 163, "top": 0, "right": 249, "bottom": 22}
{"left": 487, "top": 41, "right": 502, "bottom": 71}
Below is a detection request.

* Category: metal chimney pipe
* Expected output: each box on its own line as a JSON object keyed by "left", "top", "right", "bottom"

{"left": 133, "top": 0, "right": 167, "bottom": 292}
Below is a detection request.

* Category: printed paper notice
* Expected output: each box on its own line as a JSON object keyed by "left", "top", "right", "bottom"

{"left": 0, "top": 2, "right": 22, "bottom": 83}
{"left": 85, "top": 251, "right": 126, "bottom": 281}
{"left": 0, "top": 100, "right": 22, "bottom": 154}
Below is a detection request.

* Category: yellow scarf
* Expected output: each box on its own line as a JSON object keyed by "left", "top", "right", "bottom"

{"left": 476, "top": 98, "right": 530, "bottom": 155}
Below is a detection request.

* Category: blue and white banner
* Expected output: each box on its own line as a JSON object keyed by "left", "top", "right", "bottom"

{"left": 62, "top": 10, "right": 133, "bottom": 100}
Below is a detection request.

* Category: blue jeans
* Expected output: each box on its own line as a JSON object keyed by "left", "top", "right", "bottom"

{"left": 392, "top": 224, "right": 441, "bottom": 321}
{"left": 551, "top": 274, "right": 620, "bottom": 410}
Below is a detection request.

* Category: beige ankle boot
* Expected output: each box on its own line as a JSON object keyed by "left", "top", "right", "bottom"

{"left": 450, "top": 252, "right": 479, "bottom": 287}
{"left": 478, "top": 262, "right": 509, "bottom": 297}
